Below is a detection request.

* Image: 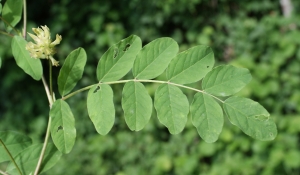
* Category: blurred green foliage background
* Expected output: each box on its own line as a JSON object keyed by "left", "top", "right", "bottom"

{"left": 1, "top": 0, "right": 300, "bottom": 174}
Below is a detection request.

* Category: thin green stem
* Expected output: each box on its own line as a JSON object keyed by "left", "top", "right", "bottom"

{"left": 22, "top": 0, "right": 27, "bottom": 38}
{"left": 34, "top": 62, "right": 54, "bottom": 175}
{"left": 0, "top": 139, "right": 22, "bottom": 175}
{"left": 0, "top": 30, "right": 13, "bottom": 37}
{"left": 62, "top": 79, "right": 224, "bottom": 103}
{"left": 0, "top": 17, "right": 20, "bottom": 35}
{"left": 0, "top": 169, "right": 9, "bottom": 175}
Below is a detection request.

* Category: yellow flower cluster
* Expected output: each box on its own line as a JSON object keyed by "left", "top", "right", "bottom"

{"left": 26, "top": 25, "right": 62, "bottom": 66}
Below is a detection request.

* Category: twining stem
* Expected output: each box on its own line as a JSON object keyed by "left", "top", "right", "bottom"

{"left": 0, "top": 139, "right": 22, "bottom": 175}
{"left": 34, "top": 61, "right": 54, "bottom": 175}
{"left": 62, "top": 79, "right": 224, "bottom": 103}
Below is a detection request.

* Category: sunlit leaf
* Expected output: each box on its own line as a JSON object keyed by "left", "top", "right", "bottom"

{"left": 97, "top": 35, "right": 142, "bottom": 82}
{"left": 50, "top": 100, "right": 76, "bottom": 154}
{"left": 2, "top": 0, "right": 22, "bottom": 29}
{"left": 6, "top": 143, "right": 62, "bottom": 175}
{"left": 202, "top": 65, "right": 252, "bottom": 96}
{"left": 122, "top": 81, "right": 152, "bottom": 131}
{"left": 223, "top": 96, "right": 277, "bottom": 141}
{"left": 133, "top": 37, "right": 178, "bottom": 79}
{"left": 87, "top": 84, "right": 115, "bottom": 135}
{"left": 166, "top": 45, "right": 214, "bottom": 84}
{"left": 0, "top": 131, "right": 32, "bottom": 163}
{"left": 190, "top": 93, "right": 223, "bottom": 143}
{"left": 11, "top": 36, "right": 43, "bottom": 80}
{"left": 154, "top": 84, "right": 189, "bottom": 134}
{"left": 58, "top": 47, "right": 87, "bottom": 96}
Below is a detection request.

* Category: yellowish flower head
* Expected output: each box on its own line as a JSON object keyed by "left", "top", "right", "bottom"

{"left": 26, "top": 25, "right": 62, "bottom": 66}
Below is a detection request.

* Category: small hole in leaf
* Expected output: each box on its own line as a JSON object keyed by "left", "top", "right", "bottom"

{"left": 57, "top": 126, "right": 63, "bottom": 132}
{"left": 113, "top": 48, "right": 119, "bottom": 59}
{"left": 93, "top": 86, "right": 100, "bottom": 93}
{"left": 123, "top": 43, "right": 130, "bottom": 51}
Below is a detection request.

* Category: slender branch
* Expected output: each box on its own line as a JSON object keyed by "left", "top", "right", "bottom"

{"left": 0, "top": 139, "right": 22, "bottom": 175}
{"left": 49, "top": 60, "right": 53, "bottom": 101}
{"left": 62, "top": 79, "right": 224, "bottom": 103}
{"left": 22, "top": 0, "right": 27, "bottom": 38}
{"left": 0, "top": 31, "right": 13, "bottom": 37}
{"left": 0, "top": 17, "right": 20, "bottom": 35}
{"left": 0, "top": 169, "right": 10, "bottom": 175}
{"left": 34, "top": 61, "right": 54, "bottom": 175}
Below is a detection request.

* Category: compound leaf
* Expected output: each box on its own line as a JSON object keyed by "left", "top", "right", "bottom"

{"left": 6, "top": 143, "right": 62, "bottom": 175}
{"left": 97, "top": 35, "right": 142, "bottom": 82}
{"left": 133, "top": 37, "right": 178, "bottom": 79}
{"left": 11, "top": 36, "right": 43, "bottom": 80}
{"left": 122, "top": 81, "right": 152, "bottom": 131}
{"left": 190, "top": 93, "right": 223, "bottom": 143}
{"left": 202, "top": 65, "right": 252, "bottom": 96}
{"left": 2, "top": 0, "right": 22, "bottom": 29}
{"left": 0, "top": 131, "right": 32, "bottom": 163}
{"left": 166, "top": 45, "right": 214, "bottom": 84}
{"left": 154, "top": 84, "right": 189, "bottom": 134}
{"left": 50, "top": 100, "right": 76, "bottom": 154}
{"left": 223, "top": 96, "right": 277, "bottom": 141}
{"left": 87, "top": 84, "right": 115, "bottom": 135}
{"left": 58, "top": 47, "right": 87, "bottom": 96}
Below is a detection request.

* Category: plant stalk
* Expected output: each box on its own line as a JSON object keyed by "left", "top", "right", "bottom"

{"left": 0, "top": 169, "right": 10, "bottom": 175}
{"left": 62, "top": 79, "right": 224, "bottom": 103}
{"left": 0, "top": 139, "right": 22, "bottom": 175}
{"left": 22, "top": 0, "right": 27, "bottom": 38}
{"left": 33, "top": 61, "right": 54, "bottom": 175}
{"left": 0, "top": 17, "right": 20, "bottom": 35}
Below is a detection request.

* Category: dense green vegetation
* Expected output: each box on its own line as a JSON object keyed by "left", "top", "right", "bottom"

{"left": 1, "top": 0, "right": 300, "bottom": 174}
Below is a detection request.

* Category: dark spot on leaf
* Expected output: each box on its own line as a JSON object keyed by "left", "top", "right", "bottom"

{"left": 207, "top": 66, "right": 209, "bottom": 68}
{"left": 57, "top": 126, "right": 63, "bottom": 132}
{"left": 113, "top": 48, "right": 119, "bottom": 59}
{"left": 93, "top": 86, "right": 100, "bottom": 93}
{"left": 123, "top": 43, "right": 130, "bottom": 51}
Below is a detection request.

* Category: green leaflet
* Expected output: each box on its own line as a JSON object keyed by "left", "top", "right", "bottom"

{"left": 223, "top": 96, "right": 277, "bottom": 141}
{"left": 6, "top": 143, "right": 62, "bottom": 175}
{"left": 50, "top": 100, "right": 76, "bottom": 154}
{"left": 87, "top": 84, "right": 115, "bottom": 135}
{"left": 133, "top": 37, "right": 178, "bottom": 79}
{"left": 58, "top": 47, "right": 87, "bottom": 96}
{"left": 166, "top": 45, "right": 214, "bottom": 84}
{"left": 154, "top": 84, "right": 189, "bottom": 134}
{"left": 97, "top": 35, "right": 142, "bottom": 82}
{"left": 2, "top": 0, "right": 22, "bottom": 29}
{"left": 0, "top": 3, "right": 2, "bottom": 15}
{"left": 190, "top": 93, "right": 223, "bottom": 143}
{"left": 202, "top": 65, "right": 252, "bottom": 96}
{"left": 11, "top": 36, "right": 43, "bottom": 80}
{"left": 122, "top": 81, "right": 152, "bottom": 131}
{"left": 0, "top": 131, "right": 32, "bottom": 163}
